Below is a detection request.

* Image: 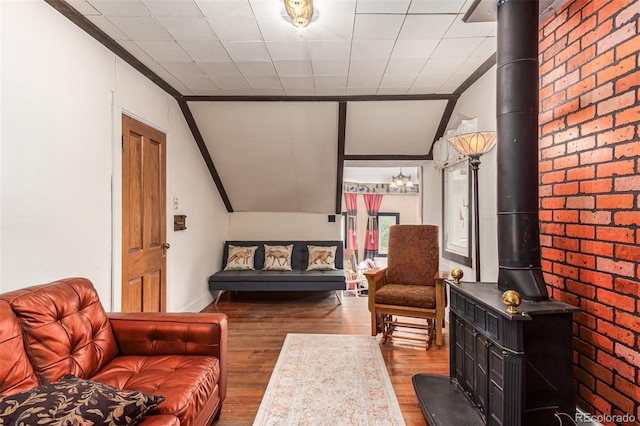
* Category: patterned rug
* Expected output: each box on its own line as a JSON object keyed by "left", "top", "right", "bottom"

{"left": 253, "top": 334, "right": 406, "bottom": 426}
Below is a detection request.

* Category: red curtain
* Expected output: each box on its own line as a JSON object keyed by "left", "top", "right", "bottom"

{"left": 363, "top": 194, "right": 383, "bottom": 259}
{"left": 345, "top": 193, "right": 359, "bottom": 260}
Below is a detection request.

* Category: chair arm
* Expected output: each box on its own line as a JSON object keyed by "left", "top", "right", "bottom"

{"left": 364, "top": 268, "right": 387, "bottom": 312}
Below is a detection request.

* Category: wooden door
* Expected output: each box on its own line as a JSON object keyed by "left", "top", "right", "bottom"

{"left": 122, "top": 115, "right": 167, "bottom": 312}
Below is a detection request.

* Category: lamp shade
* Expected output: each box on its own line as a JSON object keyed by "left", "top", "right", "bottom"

{"left": 448, "top": 132, "right": 497, "bottom": 157}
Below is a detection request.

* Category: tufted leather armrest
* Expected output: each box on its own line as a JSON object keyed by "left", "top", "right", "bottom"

{"left": 108, "top": 312, "right": 227, "bottom": 400}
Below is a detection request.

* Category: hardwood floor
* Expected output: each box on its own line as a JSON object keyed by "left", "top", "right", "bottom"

{"left": 202, "top": 291, "right": 450, "bottom": 426}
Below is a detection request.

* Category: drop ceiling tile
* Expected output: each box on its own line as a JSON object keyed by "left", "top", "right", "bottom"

{"left": 385, "top": 58, "right": 426, "bottom": 74}
{"left": 87, "top": 0, "right": 150, "bottom": 16}
{"left": 350, "top": 40, "right": 395, "bottom": 61}
{"left": 266, "top": 41, "right": 310, "bottom": 61}
{"left": 207, "top": 16, "right": 262, "bottom": 41}
{"left": 399, "top": 14, "right": 455, "bottom": 39}
{"left": 108, "top": 17, "right": 173, "bottom": 40}
{"left": 280, "top": 76, "right": 314, "bottom": 90}
{"left": 212, "top": 76, "right": 251, "bottom": 90}
{"left": 356, "top": 0, "right": 410, "bottom": 14}
{"left": 306, "top": 15, "right": 355, "bottom": 41}
{"left": 431, "top": 37, "right": 484, "bottom": 58}
{"left": 314, "top": 75, "right": 347, "bottom": 89}
{"left": 308, "top": 40, "right": 351, "bottom": 61}
{"left": 201, "top": 61, "right": 241, "bottom": 77}
{"left": 312, "top": 59, "right": 349, "bottom": 75}
{"left": 67, "top": 0, "right": 100, "bottom": 15}
{"left": 120, "top": 41, "right": 194, "bottom": 94}
{"left": 180, "top": 41, "right": 230, "bottom": 62}
{"left": 414, "top": 71, "right": 450, "bottom": 86}
{"left": 86, "top": 16, "right": 130, "bottom": 40}
{"left": 141, "top": 0, "right": 203, "bottom": 16}
{"left": 444, "top": 71, "right": 472, "bottom": 87}
{"left": 347, "top": 73, "right": 383, "bottom": 88}
{"left": 420, "top": 56, "right": 466, "bottom": 74}
{"left": 377, "top": 87, "right": 409, "bottom": 95}
{"left": 444, "top": 16, "right": 496, "bottom": 38}
{"left": 136, "top": 41, "right": 193, "bottom": 61}
{"left": 222, "top": 41, "right": 270, "bottom": 61}
{"left": 245, "top": 76, "right": 283, "bottom": 90}
{"left": 348, "top": 60, "right": 387, "bottom": 76}
{"left": 391, "top": 39, "right": 439, "bottom": 59}
{"left": 249, "top": 0, "right": 284, "bottom": 15}
{"left": 436, "top": 84, "right": 458, "bottom": 94}
{"left": 284, "top": 88, "right": 317, "bottom": 96}
{"left": 256, "top": 15, "right": 304, "bottom": 41}
{"left": 235, "top": 61, "right": 277, "bottom": 77}
{"left": 407, "top": 84, "right": 440, "bottom": 94}
{"left": 353, "top": 15, "right": 404, "bottom": 40}
{"left": 274, "top": 60, "right": 313, "bottom": 77}
{"left": 379, "top": 73, "right": 417, "bottom": 87}
{"left": 317, "top": 0, "right": 356, "bottom": 14}
{"left": 196, "top": 0, "right": 254, "bottom": 17}
{"left": 408, "top": 0, "right": 466, "bottom": 14}
{"left": 156, "top": 16, "right": 217, "bottom": 41}
{"left": 224, "top": 87, "right": 255, "bottom": 95}
{"left": 252, "top": 88, "right": 286, "bottom": 96}
{"left": 160, "top": 61, "right": 207, "bottom": 77}
{"left": 471, "top": 37, "right": 496, "bottom": 58}
{"left": 346, "top": 87, "right": 377, "bottom": 95}
{"left": 316, "top": 87, "right": 347, "bottom": 96}
{"left": 181, "top": 75, "right": 222, "bottom": 92}
{"left": 459, "top": 55, "right": 492, "bottom": 74}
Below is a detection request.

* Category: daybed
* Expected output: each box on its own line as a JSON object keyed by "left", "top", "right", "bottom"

{"left": 0, "top": 277, "right": 227, "bottom": 426}
{"left": 208, "top": 240, "right": 347, "bottom": 303}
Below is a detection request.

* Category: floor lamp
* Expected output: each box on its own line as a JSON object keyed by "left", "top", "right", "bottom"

{"left": 447, "top": 132, "right": 497, "bottom": 282}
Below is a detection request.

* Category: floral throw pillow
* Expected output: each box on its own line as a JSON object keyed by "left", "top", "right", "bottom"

{"left": 0, "top": 374, "right": 164, "bottom": 426}
{"left": 224, "top": 245, "right": 258, "bottom": 271}
{"left": 307, "top": 245, "right": 337, "bottom": 271}
{"left": 263, "top": 244, "right": 293, "bottom": 271}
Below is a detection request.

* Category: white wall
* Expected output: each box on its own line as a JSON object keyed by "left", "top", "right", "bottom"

{"left": 0, "top": 1, "right": 229, "bottom": 311}
{"left": 437, "top": 65, "right": 498, "bottom": 283}
{"left": 229, "top": 212, "right": 341, "bottom": 241}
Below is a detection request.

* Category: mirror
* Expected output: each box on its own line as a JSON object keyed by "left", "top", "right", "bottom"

{"left": 442, "top": 160, "right": 472, "bottom": 266}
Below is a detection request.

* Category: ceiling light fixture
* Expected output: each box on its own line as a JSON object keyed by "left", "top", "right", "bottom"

{"left": 285, "top": 0, "right": 313, "bottom": 28}
{"left": 389, "top": 169, "right": 414, "bottom": 191}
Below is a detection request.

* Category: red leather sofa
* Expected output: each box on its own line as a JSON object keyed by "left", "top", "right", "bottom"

{"left": 0, "top": 277, "right": 227, "bottom": 425}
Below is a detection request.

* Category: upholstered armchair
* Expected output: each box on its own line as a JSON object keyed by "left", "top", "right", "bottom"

{"left": 364, "top": 225, "right": 446, "bottom": 348}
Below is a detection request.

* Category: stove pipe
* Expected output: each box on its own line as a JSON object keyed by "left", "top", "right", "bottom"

{"left": 496, "top": 0, "right": 549, "bottom": 301}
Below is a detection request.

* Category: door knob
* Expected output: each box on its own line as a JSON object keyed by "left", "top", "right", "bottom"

{"left": 162, "top": 242, "right": 170, "bottom": 257}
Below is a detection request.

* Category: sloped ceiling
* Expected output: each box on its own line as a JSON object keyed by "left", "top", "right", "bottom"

{"left": 47, "top": 0, "right": 563, "bottom": 215}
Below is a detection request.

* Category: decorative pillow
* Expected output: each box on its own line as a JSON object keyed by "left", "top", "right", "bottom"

{"left": 263, "top": 244, "right": 293, "bottom": 271}
{"left": 0, "top": 374, "right": 164, "bottom": 426}
{"left": 307, "top": 245, "right": 338, "bottom": 271}
{"left": 224, "top": 245, "right": 258, "bottom": 271}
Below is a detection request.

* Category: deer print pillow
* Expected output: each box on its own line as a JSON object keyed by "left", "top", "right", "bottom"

{"left": 263, "top": 244, "right": 293, "bottom": 271}
{"left": 307, "top": 245, "right": 337, "bottom": 271}
{"left": 224, "top": 245, "right": 258, "bottom": 271}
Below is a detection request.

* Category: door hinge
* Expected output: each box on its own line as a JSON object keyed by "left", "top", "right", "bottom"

{"left": 121, "top": 135, "right": 124, "bottom": 151}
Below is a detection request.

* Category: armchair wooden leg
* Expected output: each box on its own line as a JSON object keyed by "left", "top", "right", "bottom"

{"left": 371, "top": 312, "right": 378, "bottom": 336}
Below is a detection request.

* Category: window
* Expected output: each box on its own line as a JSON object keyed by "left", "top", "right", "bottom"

{"left": 377, "top": 213, "right": 400, "bottom": 257}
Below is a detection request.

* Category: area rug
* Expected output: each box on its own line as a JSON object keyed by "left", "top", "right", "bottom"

{"left": 253, "top": 333, "right": 406, "bottom": 426}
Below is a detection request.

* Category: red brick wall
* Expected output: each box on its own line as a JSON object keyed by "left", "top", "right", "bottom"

{"left": 538, "top": 0, "right": 640, "bottom": 423}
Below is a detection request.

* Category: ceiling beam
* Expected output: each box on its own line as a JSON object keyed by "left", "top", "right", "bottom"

{"left": 428, "top": 98, "right": 459, "bottom": 158}
{"left": 336, "top": 102, "right": 347, "bottom": 215}
{"left": 178, "top": 101, "right": 234, "bottom": 212}
{"left": 454, "top": 53, "right": 497, "bottom": 96}
{"left": 44, "top": 0, "right": 182, "bottom": 99}
{"left": 344, "top": 155, "right": 431, "bottom": 161}
{"left": 182, "top": 94, "right": 458, "bottom": 102}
